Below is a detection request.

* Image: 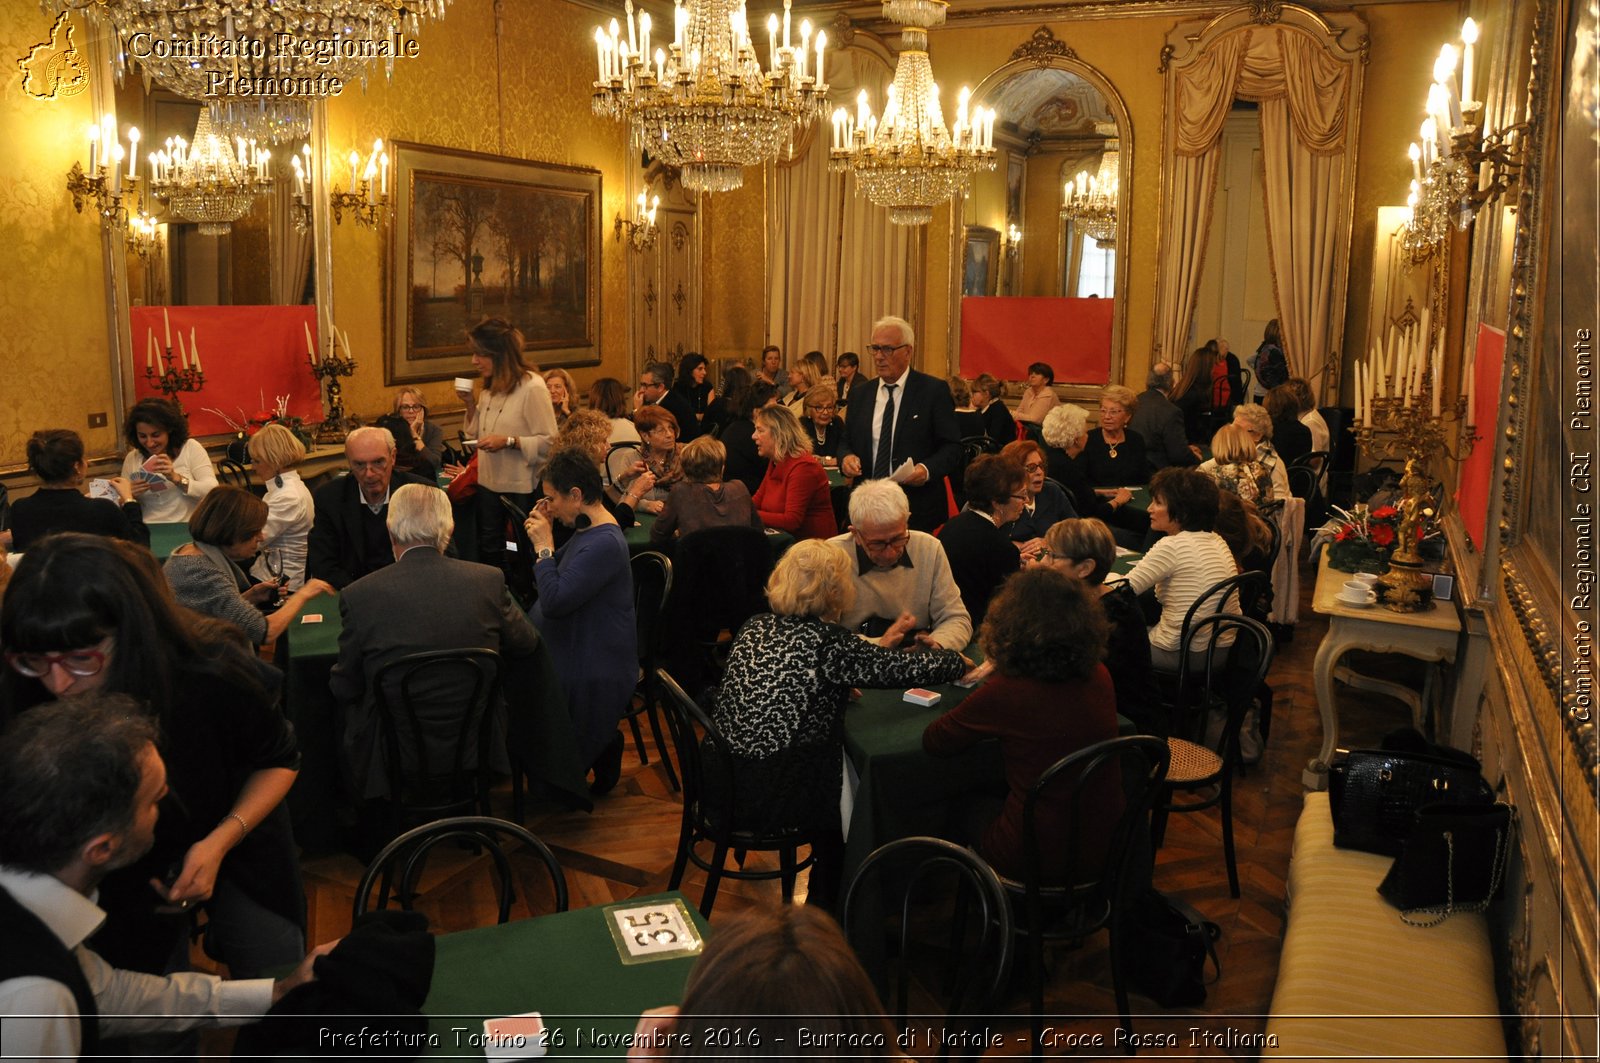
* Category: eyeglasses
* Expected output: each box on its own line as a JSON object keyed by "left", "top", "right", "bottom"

{"left": 807, "top": 403, "right": 837, "bottom": 413}
{"left": 856, "top": 531, "right": 911, "bottom": 551}
{"left": 1022, "top": 461, "right": 1045, "bottom": 472}
{"left": 1099, "top": 406, "right": 1126, "bottom": 417}
{"left": 1010, "top": 494, "right": 1030, "bottom": 503}
{"left": 640, "top": 379, "right": 664, "bottom": 389}
{"left": 397, "top": 403, "right": 424, "bottom": 412}
{"left": 865, "top": 343, "right": 909, "bottom": 356}
{"left": 6, "top": 641, "right": 111, "bottom": 679}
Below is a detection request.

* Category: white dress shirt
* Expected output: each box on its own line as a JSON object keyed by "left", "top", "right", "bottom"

{"left": 0, "top": 867, "right": 273, "bottom": 1062}
{"left": 867, "top": 365, "right": 913, "bottom": 470}
{"left": 249, "top": 469, "right": 313, "bottom": 590}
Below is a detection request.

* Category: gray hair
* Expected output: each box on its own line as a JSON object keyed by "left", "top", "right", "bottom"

{"left": 346, "top": 425, "right": 397, "bottom": 455}
{"left": 387, "top": 483, "right": 454, "bottom": 551}
{"left": 1146, "top": 362, "right": 1174, "bottom": 392}
{"left": 1232, "top": 402, "right": 1274, "bottom": 441}
{"left": 872, "top": 315, "right": 915, "bottom": 350}
{"left": 1041, "top": 404, "right": 1089, "bottom": 450}
{"left": 848, "top": 478, "right": 911, "bottom": 527}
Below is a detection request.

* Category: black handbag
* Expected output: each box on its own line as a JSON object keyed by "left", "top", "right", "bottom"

{"left": 1378, "top": 802, "right": 1513, "bottom": 926}
{"left": 1125, "top": 890, "right": 1221, "bottom": 1007}
{"left": 1328, "top": 747, "right": 1493, "bottom": 856}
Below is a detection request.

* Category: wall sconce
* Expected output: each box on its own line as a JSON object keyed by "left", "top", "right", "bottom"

{"left": 289, "top": 144, "right": 313, "bottom": 235}
{"left": 330, "top": 138, "right": 389, "bottom": 227}
{"left": 1004, "top": 222, "right": 1022, "bottom": 259}
{"left": 126, "top": 209, "right": 162, "bottom": 260}
{"left": 66, "top": 112, "right": 140, "bottom": 229}
{"left": 1400, "top": 17, "right": 1523, "bottom": 260}
{"left": 614, "top": 189, "right": 660, "bottom": 252}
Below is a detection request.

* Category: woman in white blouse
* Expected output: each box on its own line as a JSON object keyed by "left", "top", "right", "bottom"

{"left": 460, "top": 316, "right": 559, "bottom": 571}
{"left": 245, "top": 423, "right": 313, "bottom": 590}
{"left": 119, "top": 399, "right": 217, "bottom": 523}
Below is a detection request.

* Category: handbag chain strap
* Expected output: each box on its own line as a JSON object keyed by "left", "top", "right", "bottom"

{"left": 1399, "top": 819, "right": 1510, "bottom": 928}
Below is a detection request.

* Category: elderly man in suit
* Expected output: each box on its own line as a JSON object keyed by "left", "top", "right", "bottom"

{"left": 841, "top": 315, "right": 963, "bottom": 531}
{"left": 306, "top": 426, "right": 432, "bottom": 589}
{"left": 1130, "top": 361, "right": 1202, "bottom": 472}
{"left": 330, "top": 484, "right": 540, "bottom": 803}
{"left": 637, "top": 362, "right": 701, "bottom": 442}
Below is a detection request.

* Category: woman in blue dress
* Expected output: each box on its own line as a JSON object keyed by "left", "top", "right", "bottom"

{"left": 524, "top": 448, "right": 637, "bottom": 794}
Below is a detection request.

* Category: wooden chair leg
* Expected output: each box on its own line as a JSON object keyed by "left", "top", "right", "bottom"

{"left": 668, "top": 813, "right": 693, "bottom": 890}
{"left": 627, "top": 712, "right": 649, "bottom": 766}
{"left": 701, "top": 841, "right": 730, "bottom": 917}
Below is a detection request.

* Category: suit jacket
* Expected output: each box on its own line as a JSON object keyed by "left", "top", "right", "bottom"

{"left": 844, "top": 369, "right": 963, "bottom": 530}
{"left": 306, "top": 470, "right": 431, "bottom": 590}
{"left": 1129, "top": 388, "right": 1199, "bottom": 472}
{"left": 936, "top": 509, "right": 1020, "bottom": 627}
{"left": 329, "top": 547, "right": 541, "bottom": 800}
{"left": 654, "top": 390, "right": 702, "bottom": 441}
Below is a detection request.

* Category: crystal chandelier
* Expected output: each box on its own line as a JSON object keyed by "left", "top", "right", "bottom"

{"left": 147, "top": 109, "right": 273, "bottom": 236}
{"left": 1060, "top": 129, "right": 1119, "bottom": 247}
{"left": 828, "top": 0, "right": 995, "bottom": 226}
{"left": 208, "top": 99, "right": 313, "bottom": 146}
{"left": 592, "top": 0, "right": 830, "bottom": 193}
{"left": 1399, "top": 18, "right": 1523, "bottom": 262}
{"left": 46, "top": 1, "right": 451, "bottom": 102}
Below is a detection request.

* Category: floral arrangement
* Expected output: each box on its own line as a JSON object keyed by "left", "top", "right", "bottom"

{"left": 1322, "top": 503, "right": 1401, "bottom": 572}
{"left": 205, "top": 395, "right": 315, "bottom": 460}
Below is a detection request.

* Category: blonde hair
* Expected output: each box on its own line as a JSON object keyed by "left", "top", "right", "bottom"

{"left": 543, "top": 368, "right": 576, "bottom": 406}
{"left": 247, "top": 422, "right": 305, "bottom": 470}
{"left": 803, "top": 380, "right": 838, "bottom": 411}
{"left": 789, "top": 359, "right": 822, "bottom": 395}
{"left": 947, "top": 376, "right": 971, "bottom": 407}
{"left": 557, "top": 408, "right": 612, "bottom": 460}
{"left": 754, "top": 404, "right": 813, "bottom": 462}
{"left": 1045, "top": 518, "right": 1117, "bottom": 583}
{"left": 1232, "top": 402, "right": 1273, "bottom": 440}
{"left": 767, "top": 540, "right": 856, "bottom": 621}
{"left": 1210, "top": 423, "right": 1258, "bottom": 464}
{"left": 679, "top": 435, "right": 727, "bottom": 483}
{"left": 1100, "top": 384, "right": 1139, "bottom": 415}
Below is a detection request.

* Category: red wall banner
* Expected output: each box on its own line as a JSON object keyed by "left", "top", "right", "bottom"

{"left": 130, "top": 305, "right": 326, "bottom": 436}
{"left": 1455, "top": 323, "right": 1505, "bottom": 551}
{"left": 959, "top": 296, "right": 1113, "bottom": 384}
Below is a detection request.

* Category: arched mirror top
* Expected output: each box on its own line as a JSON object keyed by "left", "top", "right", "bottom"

{"left": 949, "top": 33, "right": 1132, "bottom": 398}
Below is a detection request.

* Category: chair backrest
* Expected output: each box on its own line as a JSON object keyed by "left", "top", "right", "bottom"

{"left": 1174, "top": 614, "right": 1274, "bottom": 757}
{"left": 215, "top": 458, "right": 251, "bottom": 489}
{"left": 353, "top": 815, "right": 568, "bottom": 924}
{"left": 959, "top": 435, "right": 994, "bottom": 463}
{"left": 1019, "top": 736, "right": 1171, "bottom": 903}
{"left": 1177, "top": 570, "right": 1268, "bottom": 658}
{"left": 666, "top": 526, "right": 773, "bottom": 639}
{"left": 606, "top": 441, "right": 646, "bottom": 487}
{"left": 372, "top": 648, "right": 502, "bottom": 821}
{"left": 656, "top": 668, "right": 731, "bottom": 834}
{"left": 842, "top": 837, "right": 1014, "bottom": 1024}
{"left": 631, "top": 550, "right": 674, "bottom": 667}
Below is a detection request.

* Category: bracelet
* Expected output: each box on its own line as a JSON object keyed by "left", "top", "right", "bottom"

{"left": 226, "top": 812, "right": 249, "bottom": 837}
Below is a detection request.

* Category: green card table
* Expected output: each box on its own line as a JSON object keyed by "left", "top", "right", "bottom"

{"left": 147, "top": 521, "right": 189, "bottom": 559}
{"left": 1304, "top": 553, "right": 1461, "bottom": 790}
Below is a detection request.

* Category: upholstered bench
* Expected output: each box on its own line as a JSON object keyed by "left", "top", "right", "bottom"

{"left": 1263, "top": 791, "right": 1507, "bottom": 1061}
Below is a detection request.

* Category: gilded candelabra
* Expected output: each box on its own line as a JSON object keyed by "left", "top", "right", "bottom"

{"left": 330, "top": 140, "right": 390, "bottom": 228}
{"left": 66, "top": 161, "right": 138, "bottom": 228}
{"left": 309, "top": 337, "right": 359, "bottom": 443}
{"left": 143, "top": 344, "right": 205, "bottom": 409}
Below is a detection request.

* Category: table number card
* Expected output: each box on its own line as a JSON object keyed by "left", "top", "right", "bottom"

{"left": 603, "top": 898, "right": 704, "bottom": 965}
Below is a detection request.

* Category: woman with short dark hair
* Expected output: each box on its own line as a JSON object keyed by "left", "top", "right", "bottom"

{"left": 11, "top": 429, "right": 147, "bottom": 550}
{"left": 1015, "top": 362, "right": 1060, "bottom": 424}
{"left": 524, "top": 449, "right": 636, "bottom": 794}
{"left": 924, "top": 567, "right": 1122, "bottom": 881}
{"left": 672, "top": 353, "right": 715, "bottom": 430}
{"left": 651, "top": 435, "right": 761, "bottom": 544}
{"left": 722, "top": 380, "right": 779, "bottom": 494}
{"left": 120, "top": 398, "right": 218, "bottom": 523}
{"left": 937, "top": 454, "right": 1026, "bottom": 625}
{"left": 165, "top": 487, "right": 334, "bottom": 644}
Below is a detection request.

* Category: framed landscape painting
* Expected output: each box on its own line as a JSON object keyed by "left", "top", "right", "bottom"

{"left": 386, "top": 142, "right": 601, "bottom": 384}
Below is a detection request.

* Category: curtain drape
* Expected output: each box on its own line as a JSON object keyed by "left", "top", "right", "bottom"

{"left": 269, "top": 178, "right": 313, "bottom": 306}
{"left": 766, "top": 49, "right": 911, "bottom": 360}
{"left": 1155, "top": 24, "right": 1354, "bottom": 387}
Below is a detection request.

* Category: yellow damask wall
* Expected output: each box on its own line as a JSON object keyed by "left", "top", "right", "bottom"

{"left": 699, "top": 176, "right": 767, "bottom": 361}
{"left": 0, "top": 8, "right": 118, "bottom": 467}
{"left": 325, "top": 0, "right": 631, "bottom": 419}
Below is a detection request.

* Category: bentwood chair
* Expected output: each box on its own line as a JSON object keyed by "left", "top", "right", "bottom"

{"left": 625, "top": 551, "right": 679, "bottom": 789}
{"left": 353, "top": 816, "right": 567, "bottom": 925}
{"left": 999, "top": 736, "right": 1171, "bottom": 1054}
{"left": 657, "top": 669, "right": 818, "bottom": 917}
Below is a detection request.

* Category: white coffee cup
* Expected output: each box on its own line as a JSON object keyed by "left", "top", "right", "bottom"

{"left": 454, "top": 376, "right": 475, "bottom": 395}
{"left": 1343, "top": 580, "right": 1373, "bottom": 595}
{"left": 1337, "top": 589, "right": 1376, "bottom": 606}
{"left": 1350, "top": 573, "right": 1380, "bottom": 587}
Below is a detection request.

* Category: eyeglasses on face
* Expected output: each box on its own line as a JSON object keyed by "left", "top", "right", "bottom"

{"left": 6, "top": 642, "right": 111, "bottom": 679}
{"left": 1099, "top": 406, "right": 1126, "bottom": 417}
{"left": 856, "top": 531, "right": 911, "bottom": 551}
{"left": 865, "top": 343, "right": 909, "bottom": 356}
{"left": 1022, "top": 461, "right": 1045, "bottom": 472}
{"left": 1009, "top": 494, "right": 1029, "bottom": 503}
{"left": 397, "top": 403, "right": 424, "bottom": 412}
{"left": 807, "top": 403, "right": 837, "bottom": 413}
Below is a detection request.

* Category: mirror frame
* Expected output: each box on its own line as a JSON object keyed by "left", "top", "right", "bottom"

{"left": 950, "top": 28, "right": 1132, "bottom": 401}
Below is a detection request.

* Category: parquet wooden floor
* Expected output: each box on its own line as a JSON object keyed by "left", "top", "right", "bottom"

{"left": 245, "top": 558, "right": 1429, "bottom": 1059}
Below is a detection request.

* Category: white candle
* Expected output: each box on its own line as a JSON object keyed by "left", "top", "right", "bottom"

{"left": 1353, "top": 361, "right": 1363, "bottom": 423}
{"left": 87, "top": 123, "right": 99, "bottom": 171}
{"left": 176, "top": 330, "right": 188, "bottom": 370}
{"left": 190, "top": 328, "right": 201, "bottom": 373}
{"left": 305, "top": 322, "right": 316, "bottom": 360}
{"left": 675, "top": 3, "right": 685, "bottom": 50}
{"left": 342, "top": 328, "right": 353, "bottom": 358}
{"left": 127, "top": 127, "right": 139, "bottom": 179}
{"left": 625, "top": 0, "right": 637, "bottom": 53}
{"left": 815, "top": 29, "right": 826, "bottom": 85}
{"left": 783, "top": 0, "right": 791, "bottom": 49}
{"left": 595, "top": 28, "right": 607, "bottom": 81}
{"left": 638, "top": 12, "right": 650, "bottom": 62}
{"left": 1432, "top": 350, "right": 1441, "bottom": 417}
{"left": 1465, "top": 358, "right": 1475, "bottom": 422}
{"left": 146, "top": 330, "right": 156, "bottom": 370}
{"left": 767, "top": 14, "right": 778, "bottom": 69}
{"left": 1461, "top": 18, "right": 1478, "bottom": 105}
{"left": 1408, "top": 142, "right": 1421, "bottom": 183}
{"left": 163, "top": 307, "right": 172, "bottom": 350}
{"left": 110, "top": 145, "right": 122, "bottom": 194}
{"left": 655, "top": 48, "right": 665, "bottom": 83}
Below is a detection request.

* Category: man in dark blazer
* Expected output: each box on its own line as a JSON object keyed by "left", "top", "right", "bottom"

{"left": 841, "top": 316, "right": 963, "bottom": 531}
{"left": 638, "top": 362, "right": 701, "bottom": 441}
{"left": 306, "top": 426, "right": 431, "bottom": 589}
{"left": 329, "top": 484, "right": 540, "bottom": 802}
{"left": 1130, "top": 362, "right": 1201, "bottom": 473}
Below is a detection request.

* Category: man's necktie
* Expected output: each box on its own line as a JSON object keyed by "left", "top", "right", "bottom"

{"left": 873, "top": 383, "right": 898, "bottom": 479}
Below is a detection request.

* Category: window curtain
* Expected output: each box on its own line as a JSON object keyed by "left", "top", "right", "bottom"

{"left": 1155, "top": 24, "right": 1355, "bottom": 388}
{"left": 269, "top": 178, "right": 313, "bottom": 305}
{"left": 766, "top": 48, "right": 911, "bottom": 359}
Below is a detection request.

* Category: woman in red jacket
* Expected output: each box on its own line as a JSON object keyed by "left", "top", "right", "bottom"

{"left": 751, "top": 405, "right": 837, "bottom": 540}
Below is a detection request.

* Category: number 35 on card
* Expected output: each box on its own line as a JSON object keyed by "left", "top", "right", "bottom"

{"left": 602, "top": 899, "right": 704, "bottom": 965}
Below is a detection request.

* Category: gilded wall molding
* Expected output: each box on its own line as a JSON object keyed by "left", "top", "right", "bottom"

{"left": 1246, "top": 0, "right": 1284, "bottom": 25}
{"left": 1010, "top": 25, "right": 1075, "bottom": 66}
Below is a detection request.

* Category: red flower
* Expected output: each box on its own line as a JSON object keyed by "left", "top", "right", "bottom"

{"left": 1370, "top": 505, "right": 1399, "bottom": 521}
{"left": 1370, "top": 524, "right": 1396, "bottom": 547}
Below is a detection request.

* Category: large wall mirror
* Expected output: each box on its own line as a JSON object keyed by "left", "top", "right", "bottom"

{"left": 951, "top": 29, "right": 1131, "bottom": 396}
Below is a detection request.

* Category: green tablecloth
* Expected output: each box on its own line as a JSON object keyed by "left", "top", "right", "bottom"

{"left": 424, "top": 892, "right": 708, "bottom": 1058}
{"left": 282, "top": 591, "right": 593, "bottom": 852}
{"left": 624, "top": 513, "right": 795, "bottom": 555}
{"left": 147, "top": 521, "right": 188, "bottom": 559}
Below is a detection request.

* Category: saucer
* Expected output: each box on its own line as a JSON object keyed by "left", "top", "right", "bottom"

{"left": 1336, "top": 592, "right": 1375, "bottom": 608}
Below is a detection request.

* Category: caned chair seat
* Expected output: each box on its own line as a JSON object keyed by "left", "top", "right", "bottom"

{"left": 1166, "top": 737, "right": 1223, "bottom": 783}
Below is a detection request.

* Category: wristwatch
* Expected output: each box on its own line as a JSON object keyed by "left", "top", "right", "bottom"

{"left": 506, "top": 435, "right": 518, "bottom": 449}
{"left": 535, "top": 546, "right": 554, "bottom": 562}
